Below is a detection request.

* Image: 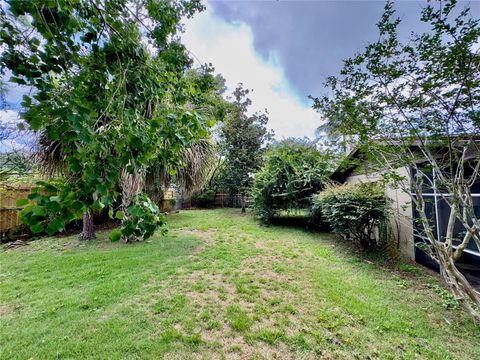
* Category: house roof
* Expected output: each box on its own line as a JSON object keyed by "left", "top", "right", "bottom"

{"left": 329, "top": 148, "right": 361, "bottom": 183}
{"left": 330, "top": 138, "right": 480, "bottom": 183}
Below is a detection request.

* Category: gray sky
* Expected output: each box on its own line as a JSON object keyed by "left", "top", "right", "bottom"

{"left": 2, "top": 1, "right": 479, "bottom": 141}
{"left": 181, "top": 0, "right": 479, "bottom": 138}
{"left": 209, "top": 0, "right": 432, "bottom": 98}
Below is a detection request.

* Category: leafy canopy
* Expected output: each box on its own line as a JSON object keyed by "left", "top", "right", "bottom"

{"left": 216, "top": 84, "right": 273, "bottom": 196}
{"left": 1, "top": 0, "right": 210, "bottom": 238}
{"left": 311, "top": 0, "right": 480, "bottom": 156}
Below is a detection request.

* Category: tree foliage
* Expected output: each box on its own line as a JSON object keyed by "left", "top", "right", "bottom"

{"left": 312, "top": 0, "right": 480, "bottom": 320}
{"left": 145, "top": 67, "right": 228, "bottom": 206}
{"left": 251, "top": 139, "right": 330, "bottom": 223}
{"left": 0, "top": 0, "right": 212, "bottom": 239}
{"left": 112, "top": 193, "right": 166, "bottom": 242}
{"left": 216, "top": 84, "right": 273, "bottom": 210}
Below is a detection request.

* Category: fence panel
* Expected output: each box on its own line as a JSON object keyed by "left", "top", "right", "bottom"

{"left": 0, "top": 184, "right": 33, "bottom": 235}
{"left": 210, "top": 193, "right": 248, "bottom": 208}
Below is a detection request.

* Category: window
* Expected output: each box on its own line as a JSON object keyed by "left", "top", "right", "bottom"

{"left": 411, "top": 167, "right": 480, "bottom": 269}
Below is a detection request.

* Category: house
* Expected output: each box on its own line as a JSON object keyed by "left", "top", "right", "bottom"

{"left": 330, "top": 147, "right": 480, "bottom": 274}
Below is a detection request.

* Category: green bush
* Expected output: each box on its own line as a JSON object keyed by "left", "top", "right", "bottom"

{"left": 309, "top": 196, "right": 329, "bottom": 230}
{"left": 313, "top": 182, "right": 390, "bottom": 251}
{"left": 252, "top": 139, "right": 330, "bottom": 223}
{"left": 118, "top": 193, "right": 166, "bottom": 241}
{"left": 18, "top": 180, "right": 82, "bottom": 235}
{"left": 191, "top": 189, "right": 215, "bottom": 208}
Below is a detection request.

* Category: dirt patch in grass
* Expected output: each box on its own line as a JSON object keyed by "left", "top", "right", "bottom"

{"left": 0, "top": 303, "right": 13, "bottom": 318}
{"left": 171, "top": 228, "right": 216, "bottom": 254}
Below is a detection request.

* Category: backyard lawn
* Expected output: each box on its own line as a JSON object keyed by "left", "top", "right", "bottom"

{"left": 1, "top": 209, "right": 479, "bottom": 359}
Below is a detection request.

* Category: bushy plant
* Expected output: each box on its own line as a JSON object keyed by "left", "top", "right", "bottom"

{"left": 190, "top": 189, "right": 216, "bottom": 208}
{"left": 18, "top": 180, "right": 80, "bottom": 235}
{"left": 313, "top": 182, "right": 390, "bottom": 251}
{"left": 110, "top": 193, "right": 166, "bottom": 242}
{"left": 309, "top": 196, "right": 329, "bottom": 230}
{"left": 252, "top": 139, "right": 330, "bottom": 223}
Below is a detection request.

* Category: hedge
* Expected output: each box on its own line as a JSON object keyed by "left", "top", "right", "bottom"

{"left": 312, "top": 182, "right": 390, "bottom": 251}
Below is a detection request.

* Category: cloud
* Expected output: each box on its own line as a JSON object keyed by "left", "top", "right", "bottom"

{"left": 181, "top": 5, "right": 320, "bottom": 139}
{"left": 0, "top": 110, "right": 35, "bottom": 153}
{"left": 0, "top": 109, "right": 19, "bottom": 124}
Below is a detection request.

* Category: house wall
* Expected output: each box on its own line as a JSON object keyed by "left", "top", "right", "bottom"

{"left": 343, "top": 166, "right": 415, "bottom": 260}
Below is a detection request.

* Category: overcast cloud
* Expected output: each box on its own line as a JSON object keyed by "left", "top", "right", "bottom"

{"left": 2, "top": 1, "right": 478, "bottom": 142}
{"left": 182, "top": 6, "right": 320, "bottom": 138}
{"left": 182, "top": 0, "right": 479, "bottom": 139}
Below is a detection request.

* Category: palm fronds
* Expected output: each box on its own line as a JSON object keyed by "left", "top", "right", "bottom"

{"left": 35, "top": 134, "right": 67, "bottom": 177}
{"left": 146, "top": 139, "right": 216, "bottom": 197}
{"left": 176, "top": 139, "right": 216, "bottom": 194}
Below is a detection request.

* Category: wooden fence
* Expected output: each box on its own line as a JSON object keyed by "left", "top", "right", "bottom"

{"left": 0, "top": 184, "right": 34, "bottom": 235}
{"left": 213, "top": 193, "right": 246, "bottom": 208}
{"left": 185, "top": 193, "right": 248, "bottom": 209}
{"left": 0, "top": 185, "right": 245, "bottom": 241}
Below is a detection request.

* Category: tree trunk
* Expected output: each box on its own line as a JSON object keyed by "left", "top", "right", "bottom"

{"left": 241, "top": 193, "right": 246, "bottom": 213}
{"left": 119, "top": 166, "right": 144, "bottom": 242}
{"left": 120, "top": 167, "right": 143, "bottom": 210}
{"left": 79, "top": 210, "right": 96, "bottom": 241}
{"left": 439, "top": 250, "right": 480, "bottom": 323}
{"left": 413, "top": 180, "right": 480, "bottom": 322}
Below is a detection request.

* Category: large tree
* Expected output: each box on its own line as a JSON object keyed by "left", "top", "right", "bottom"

{"left": 312, "top": 1, "right": 480, "bottom": 321}
{"left": 0, "top": 0, "right": 209, "bottom": 241}
{"left": 217, "top": 84, "right": 273, "bottom": 212}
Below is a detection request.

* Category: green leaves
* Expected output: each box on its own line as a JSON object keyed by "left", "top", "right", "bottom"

{"left": 31, "top": 205, "right": 46, "bottom": 216}
{"left": 314, "top": 183, "right": 390, "bottom": 251}
{"left": 19, "top": 180, "right": 85, "bottom": 236}
{"left": 252, "top": 140, "right": 330, "bottom": 223}
{"left": 30, "top": 223, "right": 44, "bottom": 234}
{"left": 109, "top": 229, "right": 122, "bottom": 242}
{"left": 16, "top": 198, "right": 29, "bottom": 207}
{"left": 216, "top": 84, "right": 272, "bottom": 197}
{"left": 2, "top": 0, "right": 214, "bottom": 240}
{"left": 119, "top": 194, "right": 166, "bottom": 241}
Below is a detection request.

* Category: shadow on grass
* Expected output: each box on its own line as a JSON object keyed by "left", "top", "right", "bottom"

{"left": 269, "top": 215, "right": 311, "bottom": 228}
{"left": 268, "top": 214, "right": 403, "bottom": 268}
{"left": 268, "top": 214, "right": 330, "bottom": 233}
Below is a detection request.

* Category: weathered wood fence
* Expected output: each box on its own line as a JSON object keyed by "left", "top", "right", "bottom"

{"left": 212, "top": 193, "right": 247, "bottom": 208}
{"left": 183, "top": 193, "right": 249, "bottom": 209}
{"left": 0, "top": 184, "right": 33, "bottom": 236}
{"left": 0, "top": 185, "right": 246, "bottom": 240}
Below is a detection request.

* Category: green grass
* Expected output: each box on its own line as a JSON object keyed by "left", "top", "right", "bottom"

{"left": 1, "top": 209, "right": 479, "bottom": 359}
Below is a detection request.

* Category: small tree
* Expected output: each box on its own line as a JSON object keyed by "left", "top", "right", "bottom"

{"left": 217, "top": 84, "right": 273, "bottom": 212}
{"left": 312, "top": 1, "right": 480, "bottom": 321}
{"left": 251, "top": 139, "right": 330, "bottom": 223}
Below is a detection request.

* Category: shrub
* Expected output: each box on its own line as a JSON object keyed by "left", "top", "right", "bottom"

{"left": 309, "top": 196, "right": 329, "bottom": 230}
{"left": 117, "top": 193, "right": 166, "bottom": 242}
{"left": 313, "top": 182, "right": 390, "bottom": 251}
{"left": 191, "top": 189, "right": 215, "bottom": 208}
{"left": 251, "top": 139, "right": 330, "bottom": 223}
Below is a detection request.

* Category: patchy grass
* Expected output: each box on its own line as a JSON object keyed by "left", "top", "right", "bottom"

{"left": 1, "top": 209, "right": 479, "bottom": 359}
